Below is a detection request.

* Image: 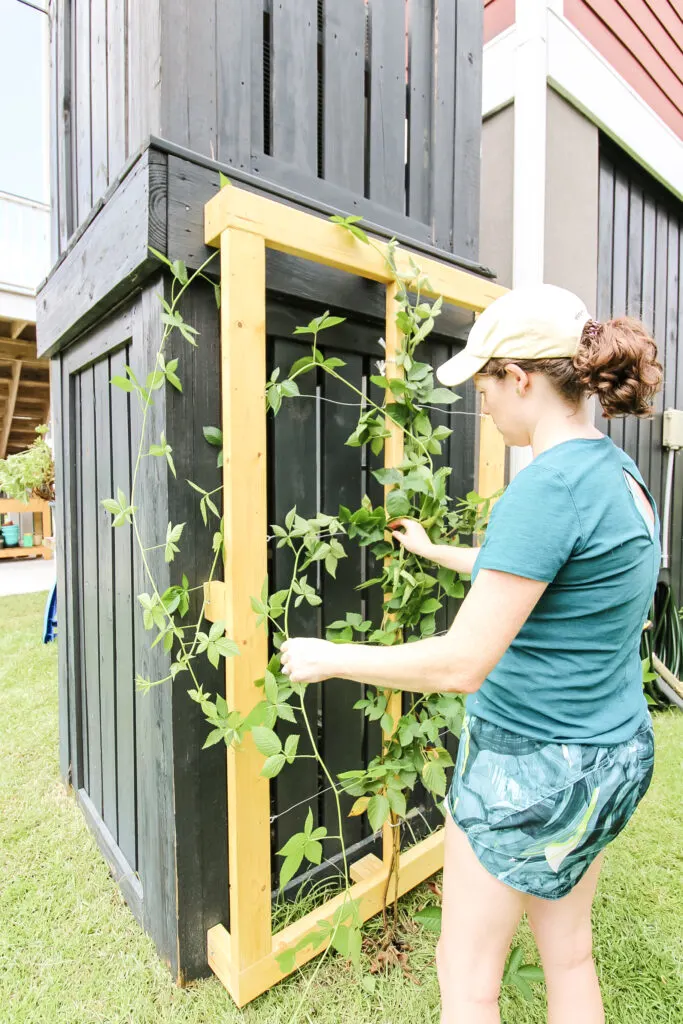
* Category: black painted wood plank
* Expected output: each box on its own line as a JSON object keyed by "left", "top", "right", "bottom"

{"left": 651, "top": 204, "right": 670, "bottom": 509}
{"left": 452, "top": 0, "right": 483, "bottom": 260}
{"left": 53, "top": 358, "right": 70, "bottom": 784}
{"left": 74, "top": 372, "right": 88, "bottom": 792}
{"left": 130, "top": 279, "right": 178, "bottom": 968}
{"left": 596, "top": 158, "right": 614, "bottom": 436}
{"left": 406, "top": 0, "right": 433, "bottom": 226}
{"left": 368, "top": 0, "right": 407, "bottom": 212}
{"left": 126, "top": 0, "right": 162, "bottom": 155}
{"left": 271, "top": 0, "right": 318, "bottom": 174}
{"left": 624, "top": 181, "right": 643, "bottom": 466}
{"left": 216, "top": 0, "right": 256, "bottom": 168}
{"left": 49, "top": 0, "right": 61, "bottom": 260}
{"left": 166, "top": 280, "right": 229, "bottom": 973}
{"left": 161, "top": 0, "right": 217, "bottom": 156}
{"left": 79, "top": 366, "right": 103, "bottom": 813}
{"left": 109, "top": 344, "right": 137, "bottom": 871}
{"left": 269, "top": 336, "right": 322, "bottom": 870}
{"left": 639, "top": 193, "right": 657, "bottom": 486}
{"left": 107, "top": 0, "right": 128, "bottom": 179}
{"left": 610, "top": 170, "right": 629, "bottom": 452}
{"left": 94, "top": 357, "right": 118, "bottom": 839}
{"left": 90, "top": 0, "right": 109, "bottom": 202}
{"left": 320, "top": 347, "right": 365, "bottom": 856}
{"left": 37, "top": 150, "right": 165, "bottom": 359}
{"left": 74, "top": 0, "right": 92, "bottom": 227}
{"left": 667, "top": 224, "right": 682, "bottom": 599}
{"left": 431, "top": 0, "right": 456, "bottom": 251}
{"left": 188, "top": 1, "right": 217, "bottom": 156}
{"left": 323, "top": 0, "right": 366, "bottom": 193}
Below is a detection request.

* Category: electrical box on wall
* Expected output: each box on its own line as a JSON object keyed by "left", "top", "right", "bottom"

{"left": 663, "top": 408, "right": 683, "bottom": 451}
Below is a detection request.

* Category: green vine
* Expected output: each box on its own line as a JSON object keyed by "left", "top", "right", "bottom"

{"left": 101, "top": 195, "right": 505, "bottom": 999}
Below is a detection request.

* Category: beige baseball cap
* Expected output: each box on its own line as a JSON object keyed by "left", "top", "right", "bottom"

{"left": 436, "top": 283, "right": 592, "bottom": 387}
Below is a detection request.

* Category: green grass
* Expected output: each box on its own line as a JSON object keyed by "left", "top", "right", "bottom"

{"left": 1, "top": 591, "right": 682, "bottom": 1023}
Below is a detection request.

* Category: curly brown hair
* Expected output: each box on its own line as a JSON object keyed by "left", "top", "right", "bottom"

{"left": 478, "top": 316, "right": 663, "bottom": 419}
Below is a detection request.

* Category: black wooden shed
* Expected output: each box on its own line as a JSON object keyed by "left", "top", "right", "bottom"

{"left": 38, "top": 0, "right": 496, "bottom": 985}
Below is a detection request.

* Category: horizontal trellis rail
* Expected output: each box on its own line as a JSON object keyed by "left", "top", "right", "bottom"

{"left": 202, "top": 184, "right": 506, "bottom": 1006}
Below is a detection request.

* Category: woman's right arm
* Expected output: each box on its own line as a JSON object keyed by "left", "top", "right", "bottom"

{"left": 388, "top": 519, "right": 479, "bottom": 575}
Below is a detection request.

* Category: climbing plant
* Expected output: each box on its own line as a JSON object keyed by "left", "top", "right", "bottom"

{"left": 101, "top": 187, "right": 533, "bottom": 1006}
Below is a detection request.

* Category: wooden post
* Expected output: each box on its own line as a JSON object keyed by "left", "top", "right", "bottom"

{"left": 219, "top": 226, "right": 272, "bottom": 979}
{"left": 382, "top": 280, "right": 404, "bottom": 871}
{"left": 477, "top": 413, "right": 506, "bottom": 502}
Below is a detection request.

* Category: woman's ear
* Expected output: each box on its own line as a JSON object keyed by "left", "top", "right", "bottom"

{"left": 503, "top": 363, "right": 530, "bottom": 396}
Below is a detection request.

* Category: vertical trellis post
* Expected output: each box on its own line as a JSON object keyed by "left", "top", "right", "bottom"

{"left": 219, "top": 226, "right": 272, "bottom": 981}
{"left": 381, "top": 279, "right": 404, "bottom": 874}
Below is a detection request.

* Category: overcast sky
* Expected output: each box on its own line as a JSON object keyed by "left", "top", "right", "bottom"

{"left": 0, "top": 0, "right": 49, "bottom": 204}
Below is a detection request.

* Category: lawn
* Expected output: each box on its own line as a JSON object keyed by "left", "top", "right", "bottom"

{"left": 1, "top": 591, "right": 681, "bottom": 1023}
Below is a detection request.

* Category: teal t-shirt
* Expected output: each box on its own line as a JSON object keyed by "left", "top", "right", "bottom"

{"left": 467, "top": 435, "right": 660, "bottom": 745}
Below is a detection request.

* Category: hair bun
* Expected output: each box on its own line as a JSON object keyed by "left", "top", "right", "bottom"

{"left": 572, "top": 317, "right": 663, "bottom": 418}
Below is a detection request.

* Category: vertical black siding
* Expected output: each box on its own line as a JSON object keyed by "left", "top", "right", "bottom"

{"left": 266, "top": 313, "right": 478, "bottom": 889}
{"left": 598, "top": 139, "right": 683, "bottom": 603}
{"left": 109, "top": 345, "right": 137, "bottom": 871}
{"left": 51, "top": 0, "right": 483, "bottom": 259}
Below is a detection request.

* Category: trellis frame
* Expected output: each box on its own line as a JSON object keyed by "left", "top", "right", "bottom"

{"left": 202, "top": 185, "right": 506, "bottom": 1006}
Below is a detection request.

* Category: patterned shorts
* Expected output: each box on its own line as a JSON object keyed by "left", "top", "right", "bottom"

{"left": 445, "top": 712, "right": 655, "bottom": 900}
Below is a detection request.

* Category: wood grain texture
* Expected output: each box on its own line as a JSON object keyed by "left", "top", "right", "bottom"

{"left": 323, "top": 0, "right": 366, "bottom": 192}
{"left": 368, "top": 0, "right": 407, "bottom": 211}
{"left": 220, "top": 228, "right": 272, "bottom": 972}
{"left": 109, "top": 343, "right": 137, "bottom": 872}
{"left": 271, "top": 0, "right": 318, "bottom": 174}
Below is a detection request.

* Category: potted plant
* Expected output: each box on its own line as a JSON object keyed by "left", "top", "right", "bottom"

{"left": 0, "top": 425, "right": 55, "bottom": 503}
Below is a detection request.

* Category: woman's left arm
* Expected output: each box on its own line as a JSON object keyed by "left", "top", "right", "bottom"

{"left": 280, "top": 568, "right": 548, "bottom": 693}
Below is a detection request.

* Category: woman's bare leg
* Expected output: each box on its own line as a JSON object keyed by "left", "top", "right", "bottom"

{"left": 437, "top": 814, "right": 524, "bottom": 1024}
{"left": 524, "top": 853, "right": 605, "bottom": 1024}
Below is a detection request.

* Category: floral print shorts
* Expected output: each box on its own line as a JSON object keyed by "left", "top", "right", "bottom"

{"left": 445, "top": 712, "right": 655, "bottom": 899}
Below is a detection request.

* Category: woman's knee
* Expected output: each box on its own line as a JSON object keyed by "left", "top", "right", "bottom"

{"left": 533, "top": 920, "right": 594, "bottom": 973}
{"left": 436, "top": 934, "right": 504, "bottom": 1005}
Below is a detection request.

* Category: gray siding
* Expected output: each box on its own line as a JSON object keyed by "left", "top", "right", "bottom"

{"left": 598, "top": 138, "right": 683, "bottom": 602}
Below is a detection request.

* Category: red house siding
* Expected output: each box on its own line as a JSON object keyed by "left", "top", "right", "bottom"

{"left": 565, "top": 0, "right": 683, "bottom": 140}
{"left": 484, "top": 0, "right": 515, "bottom": 44}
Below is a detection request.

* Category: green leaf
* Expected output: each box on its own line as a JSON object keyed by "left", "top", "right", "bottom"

{"left": 387, "top": 786, "right": 406, "bottom": 817}
{"left": 371, "top": 467, "right": 403, "bottom": 487}
{"left": 422, "top": 760, "right": 447, "bottom": 797}
{"left": 284, "top": 734, "right": 299, "bottom": 762}
{"left": 414, "top": 906, "right": 442, "bottom": 933}
{"left": 517, "top": 965, "right": 545, "bottom": 982}
{"left": 385, "top": 490, "right": 411, "bottom": 519}
{"left": 202, "top": 728, "right": 225, "bottom": 750}
{"left": 111, "top": 375, "right": 134, "bottom": 392}
{"left": 279, "top": 849, "right": 304, "bottom": 889}
{"left": 261, "top": 753, "right": 287, "bottom": 778}
{"left": 361, "top": 975, "right": 376, "bottom": 995}
{"left": 203, "top": 425, "right": 223, "bottom": 447}
{"left": 219, "top": 171, "right": 232, "bottom": 188}
{"left": 419, "top": 597, "right": 442, "bottom": 614}
{"left": 423, "top": 387, "right": 458, "bottom": 405}
{"left": 252, "top": 726, "right": 282, "bottom": 757}
{"left": 171, "top": 259, "right": 188, "bottom": 284}
{"left": 367, "top": 793, "right": 390, "bottom": 833}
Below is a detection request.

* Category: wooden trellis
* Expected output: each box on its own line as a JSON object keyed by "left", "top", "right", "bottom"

{"left": 202, "top": 185, "right": 506, "bottom": 1006}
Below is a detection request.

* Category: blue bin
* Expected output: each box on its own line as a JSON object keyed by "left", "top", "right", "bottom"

{"left": 1, "top": 525, "right": 19, "bottom": 547}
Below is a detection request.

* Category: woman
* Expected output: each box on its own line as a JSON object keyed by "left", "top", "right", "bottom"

{"left": 280, "top": 283, "right": 663, "bottom": 1024}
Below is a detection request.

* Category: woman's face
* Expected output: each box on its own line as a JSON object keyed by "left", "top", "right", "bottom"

{"left": 474, "top": 370, "right": 532, "bottom": 448}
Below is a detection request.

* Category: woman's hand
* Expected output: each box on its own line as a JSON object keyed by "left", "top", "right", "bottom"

{"left": 388, "top": 518, "right": 435, "bottom": 559}
{"left": 280, "top": 637, "right": 338, "bottom": 685}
